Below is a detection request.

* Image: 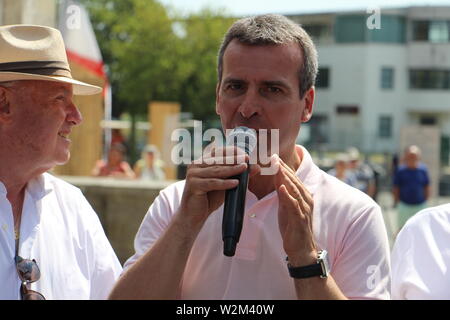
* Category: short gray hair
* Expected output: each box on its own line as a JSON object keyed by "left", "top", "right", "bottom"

{"left": 217, "top": 14, "right": 318, "bottom": 98}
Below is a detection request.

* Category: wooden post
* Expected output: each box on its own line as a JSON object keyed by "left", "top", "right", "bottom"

{"left": 148, "top": 101, "right": 180, "bottom": 180}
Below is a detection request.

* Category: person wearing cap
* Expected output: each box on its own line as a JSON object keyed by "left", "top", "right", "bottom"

{"left": 327, "top": 153, "right": 357, "bottom": 187}
{"left": 133, "top": 145, "right": 166, "bottom": 181}
{"left": 0, "top": 25, "right": 122, "bottom": 299}
{"left": 347, "top": 147, "right": 376, "bottom": 199}
{"left": 109, "top": 14, "right": 390, "bottom": 300}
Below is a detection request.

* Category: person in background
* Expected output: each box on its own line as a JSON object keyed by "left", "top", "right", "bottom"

{"left": 391, "top": 203, "right": 450, "bottom": 299}
{"left": 392, "top": 145, "right": 430, "bottom": 232}
{"left": 327, "top": 153, "right": 357, "bottom": 187}
{"left": 0, "top": 25, "right": 122, "bottom": 299}
{"left": 347, "top": 147, "right": 376, "bottom": 199}
{"left": 92, "top": 143, "right": 135, "bottom": 179}
{"left": 133, "top": 145, "right": 166, "bottom": 181}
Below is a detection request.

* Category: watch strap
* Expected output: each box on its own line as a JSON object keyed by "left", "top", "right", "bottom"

{"left": 288, "top": 262, "right": 323, "bottom": 279}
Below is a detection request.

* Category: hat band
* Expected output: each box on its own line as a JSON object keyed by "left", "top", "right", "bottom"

{"left": 0, "top": 60, "right": 72, "bottom": 77}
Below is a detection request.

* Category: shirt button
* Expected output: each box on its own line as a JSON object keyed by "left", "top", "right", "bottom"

{"left": 249, "top": 213, "right": 256, "bottom": 218}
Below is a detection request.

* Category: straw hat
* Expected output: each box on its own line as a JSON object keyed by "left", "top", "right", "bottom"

{"left": 346, "top": 147, "right": 360, "bottom": 161}
{"left": 0, "top": 24, "right": 101, "bottom": 95}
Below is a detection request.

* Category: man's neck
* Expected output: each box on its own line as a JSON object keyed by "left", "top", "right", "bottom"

{"left": 248, "top": 146, "right": 302, "bottom": 200}
{"left": 0, "top": 152, "right": 37, "bottom": 218}
{"left": 0, "top": 174, "right": 27, "bottom": 229}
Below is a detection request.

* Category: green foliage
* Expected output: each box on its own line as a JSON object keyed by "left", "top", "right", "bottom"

{"left": 81, "top": 0, "right": 234, "bottom": 121}
{"left": 176, "top": 10, "right": 235, "bottom": 120}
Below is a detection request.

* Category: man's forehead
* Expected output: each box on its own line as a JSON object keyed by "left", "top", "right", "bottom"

{"left": 16, "top": 80, "right": 73, "bottom": 93}
{"left": 224, "top": 39, "right": 303, "bottom": 61}
{"left": 221, "top": 40, "right": 303, "bottom": 81}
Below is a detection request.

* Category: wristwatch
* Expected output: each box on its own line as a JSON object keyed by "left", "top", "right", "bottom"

{"left": 287, "top": 250, "right": 330, "bottom": 279}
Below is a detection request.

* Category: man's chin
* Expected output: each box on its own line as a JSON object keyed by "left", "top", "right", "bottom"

{"left": 54, "top": 152, "right": 71, "bottom": 166}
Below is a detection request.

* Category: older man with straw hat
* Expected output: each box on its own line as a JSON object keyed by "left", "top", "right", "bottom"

{"left": 0, "top": 24, "right": 122, "bottom": 300}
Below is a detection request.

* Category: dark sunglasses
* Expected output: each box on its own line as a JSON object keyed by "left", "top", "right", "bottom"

{"left": 15, "top": 256, "right": 45, "bottom": 300}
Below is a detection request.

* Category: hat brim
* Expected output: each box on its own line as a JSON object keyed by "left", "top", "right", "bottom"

{"left": 0, "top": 72, "right": 102, "bottom": 95}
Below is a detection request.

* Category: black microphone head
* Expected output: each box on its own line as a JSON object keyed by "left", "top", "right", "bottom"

{"left": 226, "top": 126, "right": 257, "bottom": 155}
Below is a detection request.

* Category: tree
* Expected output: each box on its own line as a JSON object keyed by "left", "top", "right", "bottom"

{"left": 82, "top": 0, "right": 234, "bottom": 161}
{"left": 174, "top": 10, "right": 234, "bottom": 121}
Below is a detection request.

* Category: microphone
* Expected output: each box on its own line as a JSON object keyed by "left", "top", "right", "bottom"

{"left": 222, "top": 126, "right": 257, "bottom": 257}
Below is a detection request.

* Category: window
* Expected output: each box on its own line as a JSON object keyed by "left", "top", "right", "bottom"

{"left": 412, "top": 21, "right": 429, "bottom": 41}
{"left": 429, "top": 21, "right": 450, "bottom": 42}
{"left": 336, "top": 105, "right": 359, "bottom": 115}
{"left": 335, "top": 15, "right": 406, "bottom": 43}
{"left": 335, "top": 15, "right": 366, "bottom": 43}
{"left": 420, "top": 116, "right": 437, "bottom": 126}
{"left": 378, "top": 116, "right": 392, "bottom": 138}
{"left": 381, "top": 67, "right": 394, "bottom": 89}
{"left": 307, "top": 114, "right": 329, "bottom": 144}
{"left": 410, "top": 70, "right": 450, "bottom": 89}
{"left": 316, "top": 67, "right": 330, "bottom": 88}
{"left": 303, "top": 24, "right": 331, "bottom": 42}
{"left": 368, "top": 15, "right": 406, "bottom": 43}
{"left": 412, "top": 20, "right": 450, "bottom": 42}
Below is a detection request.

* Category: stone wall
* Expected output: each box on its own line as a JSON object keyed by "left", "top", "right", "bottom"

{"left": 60, "top": 176, "right": 175, "bottom": 264}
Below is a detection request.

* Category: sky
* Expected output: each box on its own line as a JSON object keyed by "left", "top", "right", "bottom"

{"left": 159, "top": 0, "right": 450, "bottom": 16}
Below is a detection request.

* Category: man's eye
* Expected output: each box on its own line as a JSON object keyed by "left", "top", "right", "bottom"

{"left": 225, "top": 83, "right": 244, "bottom": 91}
{"left": 267, "top": 86, "right": 282, "bottom": 93}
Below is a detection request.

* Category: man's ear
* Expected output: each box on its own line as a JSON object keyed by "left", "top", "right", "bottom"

{"left": 215, "top": 82, "right": 221, "bottom": 115}
{"left": 301, "top": 87, "right": 315, "bottom": 122}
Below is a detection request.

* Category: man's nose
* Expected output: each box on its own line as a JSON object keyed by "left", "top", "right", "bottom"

{"left": 67, "top": 101, "right": 83, "bottom": 126}
{"left": 237, "top": 88, "right": 260, "bottom": 119}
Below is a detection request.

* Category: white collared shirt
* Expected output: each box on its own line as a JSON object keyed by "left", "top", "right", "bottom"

{"left": 124, "top": 146, "right": 391, "bottom": 299}
{"left": 391, "top": 204, "right": 450, "bottom": 299}
{"left": 0, "top": 173, "right": 122, "bottom": 300}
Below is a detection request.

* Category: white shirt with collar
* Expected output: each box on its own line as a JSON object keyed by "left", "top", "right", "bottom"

{"left": 391, "top": 203, "right": 450, "bottom": 299}
{"left": 0, "top": 173, "right": 122, "bottom": 300}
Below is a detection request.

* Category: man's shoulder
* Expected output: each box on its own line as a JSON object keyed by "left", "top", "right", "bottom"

{"left": 319, "top": 169, "right": 379, "bottom": 214}
{"left": 405, "top": 203, "right": 450, "bottom": 230}
{"left": 156, "top": 179, "right": 186, "bottom": 202}
{"left": 418, "top": 163, "right": 429, "bottom": 172}
{"left": 396, "top": 203, "right": 450, "bottom": 255}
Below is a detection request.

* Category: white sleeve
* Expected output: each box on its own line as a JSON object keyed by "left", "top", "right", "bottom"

{"left": 330, "top": 204, "right": 391, "bottom": 300}
{"left": 122, "top": 190, "right": 175, "bottom": 272}
{"left": 76, "top": 192, "right": 123, "bottom": 300}
{"left": 391, "top": 210, "right": 450, "bottom": 300}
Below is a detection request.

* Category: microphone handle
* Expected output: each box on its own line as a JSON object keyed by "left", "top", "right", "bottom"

{"left": 222, "top": 165, "right": 251, "bottom": 257}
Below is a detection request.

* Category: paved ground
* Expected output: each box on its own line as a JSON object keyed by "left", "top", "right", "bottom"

{"left": 376, "top": 190, "right": 450, "bottom": 248}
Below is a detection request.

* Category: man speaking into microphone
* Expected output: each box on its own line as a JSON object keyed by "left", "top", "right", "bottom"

{"left": 110, "top": 14, "right": 391, "bottom": 300}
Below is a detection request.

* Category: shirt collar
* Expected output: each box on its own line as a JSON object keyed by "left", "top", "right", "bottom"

{"left": 294, "top": 145, "right": 322, "bottom": 195}
{"left": 0, "top": 173, "right": 52, "bottom": 200}
{"left": 0, "top": 180, "right": 6, "bottom": 195}
{"left": 247, "top": 145, "right": 322, "bottom": 202}
{"left": 26, "top": 173, "right": 53, "bottom": 201}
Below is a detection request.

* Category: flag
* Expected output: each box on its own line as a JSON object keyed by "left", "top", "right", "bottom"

{"left": 58, "top": 0, "right": 112, "bottom": 156}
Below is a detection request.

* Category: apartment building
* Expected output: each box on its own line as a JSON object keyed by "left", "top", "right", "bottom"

{"left": 290, "top": 6, "right": 450, "bottom": 166}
